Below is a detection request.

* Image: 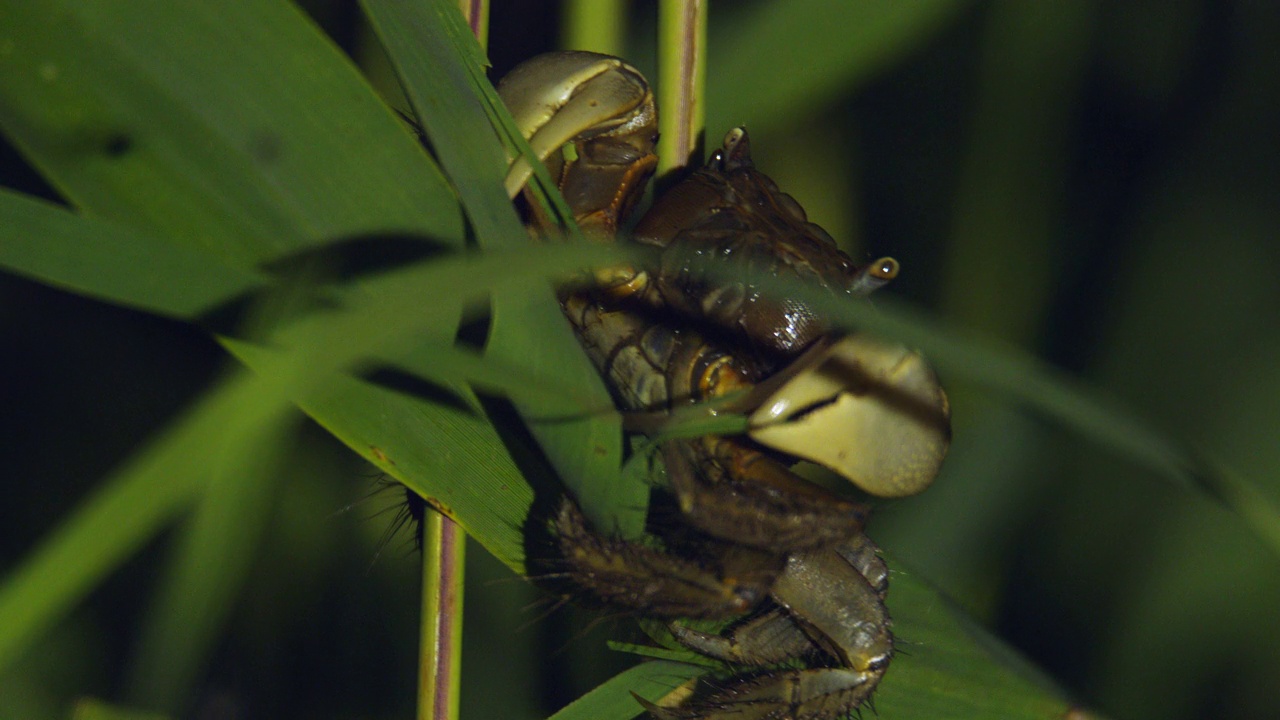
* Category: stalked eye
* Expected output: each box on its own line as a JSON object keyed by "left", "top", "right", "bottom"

{"left": 720, "top": 127, "right": 752, "bottom": 169}
{"left": 848, "top": 256, "right": 900, "bottom": 296}
{"left": 870, "top": 257, "right": 899, "bottom": 280}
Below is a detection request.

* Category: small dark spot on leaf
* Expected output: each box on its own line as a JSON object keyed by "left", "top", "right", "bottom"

{"left": 103, "top": 133, "right": 133, "bottom": 158}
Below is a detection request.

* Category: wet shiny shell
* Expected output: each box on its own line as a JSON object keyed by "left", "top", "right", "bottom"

{"left": 633, "top": 155, "right": 860, "bottom": 357}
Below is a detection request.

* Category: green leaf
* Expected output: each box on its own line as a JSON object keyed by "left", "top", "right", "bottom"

{"left": 546, "top": 660, "right": 703, "bottom": 720}
{"left": 224, "top": 242, "right": 631, "bottom": 571}
{"left": 0, "top": 0, "right": 463, "bottom": 264}
{"left": 0, "top": 371, "right": 293, "bottom": 672}
{"left": 123, "top": 409, "right": 297, "bottom": 709}
{"left": 0, "top": 188, "right": 265, "bottom": 319}
{"left": 874, "top": 568, "right": 1074, "bottom": 717}
{"left": 361, "top": 0, "right": 638, "bottom": 536}
{"left": 707, "top": 0, "right": 968, "bottom": 135}
{"left": 71, "top": 698, "right": 172, "bottom": 720}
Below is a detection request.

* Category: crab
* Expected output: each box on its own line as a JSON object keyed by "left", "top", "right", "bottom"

{"left": 497, "top": 51, "right": 951, "bottom": 719}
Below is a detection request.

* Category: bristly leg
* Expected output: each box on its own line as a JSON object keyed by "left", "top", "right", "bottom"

{"left": 639, "top": 665, "right": 884, "bottom": 720}
{"left": 551, "top": 497, "right": 782, "bottom": 620}
{"left": 652, "top": 538, "right": 894, "bottom": 720}
{"left": 662, "top": 438, "right": 870, "bottom": 552}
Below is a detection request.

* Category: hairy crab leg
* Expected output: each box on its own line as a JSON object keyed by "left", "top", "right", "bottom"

{"left": 660, "top": 438, "right": 868, "bottom": 552}
{"left": 669, "top": 608, "right": 816, "bottom": 666}
{"left": 642, "top": 666, "right": 885, "bottom": 720}
{"left": 656, "top": 539, "right": 892, "bottom": 720}
{"left": 551, "top": 498, "right": 783, "bottom": 619}
{"left": 671, "top": 542, "right": 892, "bottom": 670}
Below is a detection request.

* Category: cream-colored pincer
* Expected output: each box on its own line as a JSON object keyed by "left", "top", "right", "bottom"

{"left": 498, "top": 51, "right": 656, "bottom": 198}
{"left": 749, "top": 334, "right": 951, "bottom": 497}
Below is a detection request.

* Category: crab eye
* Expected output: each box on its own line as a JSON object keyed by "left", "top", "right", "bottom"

{"left": 720, "top": 127, "right": 753, "bottom": 169}
{"left": 849, "top": 256, "right": 900, "bottom": 296}
{"left": 748, "top": 334, "right": 950, "bottom": 497}
{"left": 870, "top": 257, "right": 898, "bottom": 280}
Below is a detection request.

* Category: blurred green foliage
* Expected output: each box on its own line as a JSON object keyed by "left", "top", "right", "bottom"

{"left": 1, "top": 1, "right": 1278, "bottom": 719}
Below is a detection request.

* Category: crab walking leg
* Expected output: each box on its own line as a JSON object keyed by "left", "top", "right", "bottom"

{"left": 834, "top": 532, "right": 890, "bottom": 600}
{"left": 710, "top": 667, "right": 886, "bottom": 720}
{"left": 674, "top": 542, "right": 893, "bottom": 671}
{"left": 669, "top": 607, "right": 814, "bottom": 665}
{"left": 771, "top": 543, "right": 893, "bottom": 674}
{"left": 642, "top": 666, "right": 885, "bottom": 720}
{"left": 661, "top": 438, "right": 870, "bottom": 552}
{"left": 552, "top": 498, "right": 785, "bottom": 620}
{"left": 652, "top": 542, "right": 892, "bottom": 720}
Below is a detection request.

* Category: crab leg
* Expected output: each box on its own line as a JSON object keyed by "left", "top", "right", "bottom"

{"left": 660, "top": 438, "right": 869, "bottom": 552}
{"left": 658, "top": 539, "right": 893, "bottom": 720}
{"left": 669, "top": 608, "right": 814, "bottom": 666}
{"left": 551, "top": 498, "right": 782, "bottom": 620}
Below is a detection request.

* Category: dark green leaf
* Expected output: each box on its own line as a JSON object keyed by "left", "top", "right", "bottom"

{"left": 361, "top": 0, "right": 639, "bottom": 536}
{"left": 0, "top": 0, "right": 463, "bottom": 264}
{"left": 0, "top": 372, "right": 293, "bottom": 672}
{"left": 0, "top": 189, "right": 265, "bottom": 318}
{"left": 707, "top": 0, "right": 968, "bottom": 135}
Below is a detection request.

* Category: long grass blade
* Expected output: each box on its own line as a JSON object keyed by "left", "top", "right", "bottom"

{"left": 545, "top": 661, "right": 704, "bottom": 720}
{"left": 0, "top": 189, "right": 266, "bottom": 319}
{"left": 0, "top": 372, "right": 292, "bottom": 673}
{"left": 124, "top": 409, "right": 297, "bottom": 711}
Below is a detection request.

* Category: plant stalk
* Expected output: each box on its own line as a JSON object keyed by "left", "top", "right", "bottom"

{"left": 457, "top": 0, "right": 489, "bottom": 49}
{"left": 563, "top": 0, "right": 626, "bottom": 55}
{"left": 657, "top": 0, "right": 708, "bottom": 178}
{"left": 418, "top": 508, "right": 467, "bottom": 720}
{"left": 421, "top": 8, "right": 484, "bottom": 720}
